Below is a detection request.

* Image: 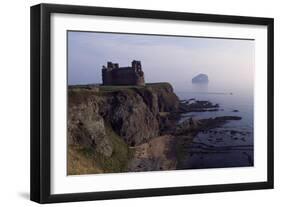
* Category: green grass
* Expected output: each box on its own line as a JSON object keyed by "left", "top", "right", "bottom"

{"left": 98, "top": 85, "right": 147, "bottom": 97}
{"left": 145, "top": 82, "right": 171, "bottom": 87}
{"left": 67, "top": 124, "right": 134, "bottom": 175}
{"left": 69, "top": 82, "right": 171, "bottom": 92}
{"left": 93, "top": 124, "right": 134, "bottom": 173}
{"left": 67, "top": 145, "right": 103, "bottom": 175}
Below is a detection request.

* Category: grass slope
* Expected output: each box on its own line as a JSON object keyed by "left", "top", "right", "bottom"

{"left": 67, "top": 125, "right": 134, "bottom": 175}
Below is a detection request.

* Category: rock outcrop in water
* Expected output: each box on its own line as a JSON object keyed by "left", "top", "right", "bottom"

{"left": 192, "top": 73, "right": 209, "bottom": 84}
{"left": 179, "top": 99, "right": 219, "bottom": 113}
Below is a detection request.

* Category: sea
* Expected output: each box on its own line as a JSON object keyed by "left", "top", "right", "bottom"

{"left": 175, "top": 83, "right": 254, "bottom": 169}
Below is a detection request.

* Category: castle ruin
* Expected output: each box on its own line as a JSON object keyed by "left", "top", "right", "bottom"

{"left": 102, "top": 60, "right": 145, "bottom": 86}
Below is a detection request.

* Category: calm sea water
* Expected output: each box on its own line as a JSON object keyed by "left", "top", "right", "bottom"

{"left": 175, "top": 83, "right": 254, "bottom": 169}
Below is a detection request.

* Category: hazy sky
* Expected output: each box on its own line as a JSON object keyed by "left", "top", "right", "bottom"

{"left": 68, "top": 31, "right": 254, "bottom": 92}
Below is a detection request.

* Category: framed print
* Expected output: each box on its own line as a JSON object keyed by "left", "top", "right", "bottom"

{"left": 30, "top": 3, "right": 274, "bottom": 203}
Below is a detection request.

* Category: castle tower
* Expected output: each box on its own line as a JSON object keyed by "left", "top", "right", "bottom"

{"left": 132, "top": 60, "right": 142, "bottom": 72}
{"left": 107, "top": 62, "right": 114, "bottom": 70}
{"left": 113, "top": 63, "right": 119, "bottom": 69}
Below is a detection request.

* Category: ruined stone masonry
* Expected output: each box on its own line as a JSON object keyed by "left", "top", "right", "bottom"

{"left": 102, "top": 60, "right": 145, "bottom": 86}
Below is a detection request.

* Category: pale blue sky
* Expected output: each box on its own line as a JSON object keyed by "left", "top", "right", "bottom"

{"left": 68, "top": 31, "right": 254, "bottom": 92}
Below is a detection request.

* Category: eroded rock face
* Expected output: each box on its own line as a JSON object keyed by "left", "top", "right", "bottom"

{"left": 68, "top": 98, "right": 113, "bottom": 157}
{"left": 105, "top": 90, "right": 159, "bottom": 146}
{"left": 67, "top": 83, "right": 180, "bottom": 156}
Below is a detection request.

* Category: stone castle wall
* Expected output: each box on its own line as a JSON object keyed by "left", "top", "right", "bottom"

{"left": 102, "top": 61, "right": 145, "bottom": 86}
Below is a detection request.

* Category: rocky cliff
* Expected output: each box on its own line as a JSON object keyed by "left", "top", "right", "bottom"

{"left": 67, "top": 83, "right": 180, "bottom": 164}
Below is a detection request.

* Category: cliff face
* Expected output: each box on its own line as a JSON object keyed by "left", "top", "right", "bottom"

{"left": 67, "top": 83, "right": 180, "bottom": 159}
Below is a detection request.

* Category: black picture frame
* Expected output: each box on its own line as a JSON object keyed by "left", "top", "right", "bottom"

{"left": 30, "top": 3, "right": 274, "bottom": 204}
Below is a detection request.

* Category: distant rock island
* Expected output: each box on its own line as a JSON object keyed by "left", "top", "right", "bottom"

{"left": 192, "top": 73, "right": 209, "bottom": 84}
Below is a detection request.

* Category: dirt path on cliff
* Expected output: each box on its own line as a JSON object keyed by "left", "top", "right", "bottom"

{"left": 128, "top": 135, "right": 177, "bottom": 172}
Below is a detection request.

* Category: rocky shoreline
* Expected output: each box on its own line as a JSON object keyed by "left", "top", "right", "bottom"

{"left": 179, "top": 99, "right": 220, "bottom": 113}
{"left": 67, "top": 83, "right": 247, "bottom": 174}
{"left": 174, "top": 98, "right": 253, "bottom": 169}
